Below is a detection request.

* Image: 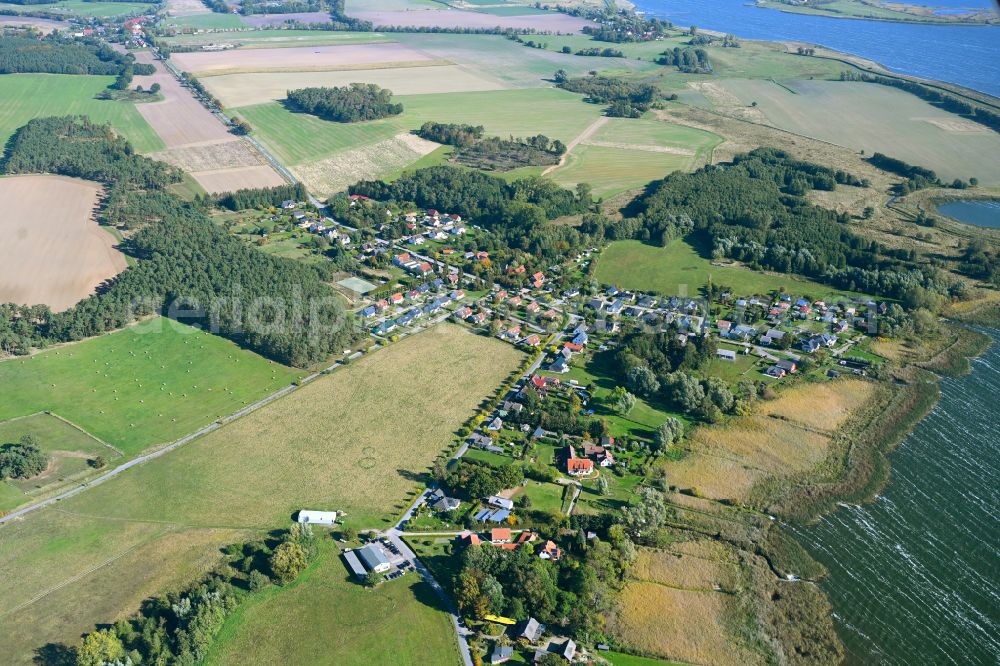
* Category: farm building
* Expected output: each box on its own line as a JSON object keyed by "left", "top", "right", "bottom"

{"left": 717, "top": 349, "right": 737, "bottom": 362}
{"left": 357, "top": 543, "right": 391, "bottom": 573}
{"left": 342, "top": 550, "right": 367, "bottom": 579}
{"left": 297, "top": 510, "right": 337, "bottom": 525}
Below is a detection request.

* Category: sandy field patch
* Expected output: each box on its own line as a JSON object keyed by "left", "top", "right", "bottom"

{"left": 172, "top": 42, "right": 435, "bottom": 76}
{"left": 241, "top": 11, "right": 332, "bottom": 26}
{"left": 350, "top": 8, "right": 593, "bottom": 32}
{"left": 207, "top": 64, "right": 504, "bottom": 108}
{"left": 165, "top": 0, "right": 209, "bottom": 15}
{"left": 191, "top": 165, "right": 287, "bottom": 193}
{"left": 131, "top": 52, "right": 234, "bottom": 148}
{"left": 0, "top": 175, "right": 126, "bottom": 312}
{"left": 292, "top": 132, "right": 437, "bottom": 194}
{"left": 150, "top": 139, "right": 268, "bottom": 172}
{"left": 921, "top": 117, "right": 990, "bottom": 133}
{"left": 0, "top": 16, "right": 70, "bottom": 32}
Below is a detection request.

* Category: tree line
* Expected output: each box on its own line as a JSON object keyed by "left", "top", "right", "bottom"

{"left": 416, "top": 122, "right": 565, "bottom": 171}
{"left": 240, "top": 0, "right": 322, "bottom": 14}
{"left": 841, "top": 70, "right": 1000, "bottom": 135}
{"left": 215, "top": 182, "right": 308, "bottom": 211}
{"left": 657, "top": 46, "right": 712, "bottom": 74}
{"left": 0, "top": 117, "right": 354, "bottom": 367}
{"left": 285, "top": 84, "right": 402, "bottom": 123}
{"left": 629, "top": 147, "right": 947, "bottom": 299}
{"left": 553, "top": 71, "right": 661, "bottom": 117}
{"left": 0, "top": 33, "right": 152, "bottom": 76}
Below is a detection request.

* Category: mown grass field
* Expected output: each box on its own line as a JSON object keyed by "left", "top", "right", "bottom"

{"left": 0, "top": 325, "right": 522, "bottom": 663}
{"left": 160, "top": 11, "right": 246, "bottom": 29}
{"left": 0, "top": 0, "right": 153, "bottom": 16}
{"left": 0, "top": 74, "right": 164, "bottom": 153}
{"left": 0, "top": 413, "right": 119, "bottom": 511}
{"left": 698, "top": 79, "right": 1000, "bottom": 187}
{"left": 595, "top": 239, "right": 864, "bottom": 301}
{"left": 0, "top": 318, "right": 302, "bottom": 455}
{"left": 235, "top": 88, "right": 605, "bottom": 167}
{"left": 551, "top": 117, "right": 722, "bottom": 197}
{"left": 203, "top": 539, "right": 462, "bottom": 666}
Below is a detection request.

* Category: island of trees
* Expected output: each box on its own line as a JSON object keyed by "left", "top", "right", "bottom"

{"left": 554, "top": 71, "right": 661, "bottom": 118}
{"left": 416, "top": 122, "right": 566, "bottom": 171}
{"left": 285, "top": 84, "right": 402, "bottom": 123}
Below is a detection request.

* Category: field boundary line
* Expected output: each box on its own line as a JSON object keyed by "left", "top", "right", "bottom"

{"left": 0, "top": 536, "right": 158, "bottom": 619}
{"left": 542, "top": 115, "right": 609, "bottom": 176}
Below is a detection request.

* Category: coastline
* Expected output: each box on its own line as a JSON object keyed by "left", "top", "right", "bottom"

{"left": 754, "top": 0, "right": 997, "bottom": 27}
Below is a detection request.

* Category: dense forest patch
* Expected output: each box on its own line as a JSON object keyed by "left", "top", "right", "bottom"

{"left": 285, "top": 84, "right": 402, "bottom": 123}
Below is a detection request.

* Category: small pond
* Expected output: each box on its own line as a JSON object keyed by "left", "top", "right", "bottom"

{"left": 936, "top": 199, "right": 1000, "bottom": 228}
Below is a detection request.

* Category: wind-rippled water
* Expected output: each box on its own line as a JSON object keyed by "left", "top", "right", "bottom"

{"left": 633, "top": 0, "right": 1000, "bottom": 97}
{"left": 791, "top": 330, "right": 1000, "bottom": 665}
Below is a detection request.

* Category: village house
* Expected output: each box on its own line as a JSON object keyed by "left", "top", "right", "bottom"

{"left": 565, "top": 445, "right": 594, "bottom": 476}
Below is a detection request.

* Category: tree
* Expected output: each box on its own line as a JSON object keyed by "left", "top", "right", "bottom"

{"left": 609, "top": 386, "right": 636, "bottom": 416}
{"left": 340, "top": 526, "right": 357, "bottom": 542}
{"left": 248, "top": 569, "right": 270, "bottom": 591}
{"left": 365, "top": 569, "right": 384, "bottom": 587}
{"left": 76, "top": 628, "right": 125, "bottom": 666}
{"left": 90, "top": 455, "right": 106, "bottom": 469}
{"left": 597, "top": 475, "right": 610, "bottom": 496}
{"left": 653, "top": 417, "right": 684, "bottom": 453}
{"left": 269, "top": 541, "right": 307, "bottom": 584}
{"left": 626, "top": 365, "right": 659, "bottom": 397}
{"left": 150, "top": 82, "right": 161, "bottom": 94}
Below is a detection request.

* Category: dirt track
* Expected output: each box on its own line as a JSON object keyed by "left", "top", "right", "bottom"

{"left": 0, "top": 175, "right": 126, "bottom": 312}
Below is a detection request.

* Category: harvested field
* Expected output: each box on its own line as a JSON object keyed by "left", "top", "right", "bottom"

{"left": 695, "top": 79, "right": 1000, "bottom": 186}
{"left": 172, "top": 43, "right": 435, "bottom": 76}
{"left": 0, "top": 175, "right": 125, "bottom": 312}
{"left": 131, "top": 52, "right": 234, "bottom": 147}
{"left": 206, "top": 64, "right": 504, "bottom": 108}
{"left": 164, "top": 0, "right": 208, "bottom": 15}
{"left": 0, "top": 16, "right": 69, "bottom": 32}
{"left": 240, "top": 11, "right": 333, "bottom": 26}
{"left": 664, "top": 379, "right": 876, "bottom": 502}
{"left": 0, "top": 325, "right": 523, "bottom": 664}
{"left": 292, "top": 132, "right": 438, "bottom": 195}
{"left": 150, "top": 139, "right": 267, "bottom": 172}
{"left": 130, "top": 52, "right": 285, "bottom": 191}
{"left": 349, "top": 8, "right": 594, "bottom": 31}
{"left": 191, "top": 165, "right": 287, "bottom": 193}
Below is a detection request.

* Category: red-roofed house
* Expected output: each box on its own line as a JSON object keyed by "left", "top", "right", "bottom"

{"left": 491, "top": 528, "right": 512, "bottom": 544}
{"left": 565, "top": 446, "right": 594, "bottom": 476}
{"left": 539, "top": 540, "right": 561, "bottom": 561}
{"left": 524, "top": 334, "right": 541, "bottom": 347}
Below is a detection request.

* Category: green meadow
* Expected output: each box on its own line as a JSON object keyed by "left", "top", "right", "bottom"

{"left": 0, "top": 413, "right": 119, "bottom": 511}
{"left": 0, "top": 0, "right": 153, "bottom": 16}
{"left": 0, "top": 74, "right": 164, "bottom": 153}
{"left": 204, "top": 540, "right": 462, "bottom": 666}
{"left": 551, "top": 117, "right": 722, "bottom": 197}
{"left": 160, "top": 12, "right": 247, "bottom": 29}
{"left": 236, "top": 88, "right": 606, "bottom": 166}
{"left": 595, "top": 239, "right": 863, "bottom": 301}
{"left": 0, "top": 318, "right": 302, "bottom": 455}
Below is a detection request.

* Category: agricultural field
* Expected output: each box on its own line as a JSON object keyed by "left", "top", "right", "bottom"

{"left": 0, "top": 74, "right": 164, "bottom": 153}
{"left": 0, "top": 175, "right": 126, "bottom": 312}
{"left": 232, "top": 88, "right": 605, "bottom": 194}
{"left": 0, "top": 0, "right": 153, "bottom": 17}
{"left": 596, "top": 239, "right": 864, "bottom": 301}
{"left": 346, "top": 7, "right": 594, "bottom": 31}
{"left": 0, "top": 413, "right": 120, "bottom": 512}
{"left": 0, "top": 325, "right": 523, "bottom": 663}
{"left": 664, "top": 379, "right": 877, "bottom": 502}
{"left": 161, "top": 29, "right": 392, "bottom": 49}
{"left": 0, "top": 16, "right": 69, "bottom": 32}
{"left": 203, "top": 539, "right": 462, "bottom": 666}
{"left": 207, "top": 64, "right": 504, "bottom": 108}
{"left": 160, "top": 12, "right": 248, "bottom": 29}
{"left": 611, "top": 541, "right": 757, "bottom": 665}
{"left": 172, "top": 43, "right": 441, "bottom": 77}
{"left": 130, "top": 52, "right": 286, "bottom": 193}
{"left": 0, "top": 318, "right": 303, "bottom": 455}
{"left": 690, "top": 79, "right": 1000, "bottom": 186}
{"left": 550, "top": 117, "right": 722, "bottom": 197}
